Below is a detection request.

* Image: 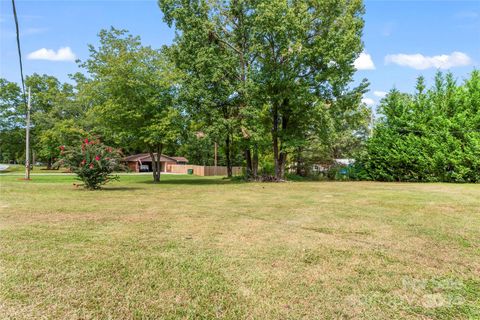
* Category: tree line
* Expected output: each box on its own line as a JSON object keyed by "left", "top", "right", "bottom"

{"left": 1, "top": 0, "right": 478, "bottom": 183}
{"left": 1, "top": 0, "right": 370, "bottom": 182}
{"left": 359, "top": 71, "right": 480, "bottom": 183}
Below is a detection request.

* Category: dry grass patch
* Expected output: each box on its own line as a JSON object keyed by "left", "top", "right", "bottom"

{"left": 0, "top": 174, "right": 479, "bottom": 319}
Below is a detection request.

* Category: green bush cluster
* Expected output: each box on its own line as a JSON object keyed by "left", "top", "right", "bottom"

{"left": 358, "top": 71, "right": 480, "bottom": 182}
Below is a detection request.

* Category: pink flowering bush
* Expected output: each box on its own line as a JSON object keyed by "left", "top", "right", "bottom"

{"left": 57, "top": 138, "right": 123, "bottom": 190}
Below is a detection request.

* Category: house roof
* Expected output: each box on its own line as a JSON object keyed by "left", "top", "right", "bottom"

{"left": 334, "top": 158, "right": 355, "bottom": 166}
{"left": 123, "top": 153, "right": 188, "bottom": 163}
{"left": 123, "top": 153, "right": 150, "bottom": 162}
{"left": 171, "top": 156, "right": 188, "bottom": 163}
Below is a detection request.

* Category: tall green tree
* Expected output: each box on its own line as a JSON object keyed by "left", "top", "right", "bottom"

{"left": 80, "top": 28, "right": 182, "bottom": 182}
{"left": 25, "top": 74, "right": 83, "bottom": 168}
{"left": 0, "top": 75, "right": 81, "bottom": 166}
{"left": 250, "top": 0, "right": 366, "bottom": 179}
{"left": 0, "top": 78, "right": 24, "bottom": 163}
{"left": 159, "top": 0, "right": 257, "bottom": 177}
{"left": 159, "top": 0, "right": 367, "bottom": 180}
{"left": 359, "top": 71, "right": 480, "bottom": 182}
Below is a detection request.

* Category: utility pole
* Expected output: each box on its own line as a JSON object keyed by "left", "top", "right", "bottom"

{"left": 25, "top": 87, "right": 31, "bottom": 180}
{"left": 214, "top": 142, "right": 218, "bottom": 176}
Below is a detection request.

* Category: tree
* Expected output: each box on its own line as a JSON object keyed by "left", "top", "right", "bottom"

{"left": 250, "top": 0, "right": 366, "bottom": 179}
{"left": 159, "top": 0, "right": 256, "bottom": 177}
{"left": 0, "top": 78, "right": 24, "bottom": 163}
{"left": 24, "top": 74, "right": 77, "bottom": 168}
{"left": 1, "top": 75, "right": 85, "bottom": 166}
{"left": 359, "top": 71, "right": 480, "bottom": 182}
{"left": 159, "top": 0, "right": 367, "bottom": 180}
{"left": 36, "top": 119, "right": 87, "bottom": 167}
{"left": 80, "top": 28, "right": 182, "bottom": 183}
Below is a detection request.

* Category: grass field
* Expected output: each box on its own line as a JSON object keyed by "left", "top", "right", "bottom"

{"left": 0, "top": 164, "right": 68, "bottom": 174}
{"left": 0, "top": 174, "right": 479, "bottom": 319}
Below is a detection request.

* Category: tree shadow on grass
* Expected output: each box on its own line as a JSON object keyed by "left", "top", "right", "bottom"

{"left": 99, "top": 186, "right": 143, "bottom": 191}
{"left": 138, "top": 177, "right": 245, "bottom": 185}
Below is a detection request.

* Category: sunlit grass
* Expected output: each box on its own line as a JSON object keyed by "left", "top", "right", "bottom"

{"left": 0, "top": 164, "right": 67, "bottom": 174}
{"left": 0, "top": 175, "right": 479, "bottom": 319}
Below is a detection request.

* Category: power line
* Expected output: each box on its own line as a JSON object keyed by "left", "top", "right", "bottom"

{"left": 11, "top": 0, "right": 27, "bottom": 108}
{"left": 11, "top": 0, "right": 32, "bottom": 180}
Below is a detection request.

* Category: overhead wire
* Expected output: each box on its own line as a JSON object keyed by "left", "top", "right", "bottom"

{"left": 11, "top": 0, "right": 28, "bottom": 108}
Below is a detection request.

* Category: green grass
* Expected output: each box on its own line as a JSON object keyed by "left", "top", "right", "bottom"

{"left": 0, "top": 174, "right": 479, "bottom": 319}
{"left": 0, "top": 164, "right": 68, "bottom": 174}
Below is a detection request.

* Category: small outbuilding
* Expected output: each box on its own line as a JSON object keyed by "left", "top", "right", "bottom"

{"left": 123, "top": 153, "right": 188, "bottom": 173}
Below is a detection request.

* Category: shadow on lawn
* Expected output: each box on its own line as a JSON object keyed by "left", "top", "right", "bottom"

{"left": 100, "top": 186, "right": 143, "bottom": 191}
{"left": 138, "top": 178, "right": 244, "bottom": 185}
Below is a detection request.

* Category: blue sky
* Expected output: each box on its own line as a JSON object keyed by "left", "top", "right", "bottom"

{"left": 1, "top": 0, "right": 479, "bottom": 108}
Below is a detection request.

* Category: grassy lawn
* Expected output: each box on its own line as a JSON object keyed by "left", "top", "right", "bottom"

{"left": 0, "top": 164, "right": 69, "bottom": 174}
{"left": 0, "top": 174, "right": 479, "bottom": 319}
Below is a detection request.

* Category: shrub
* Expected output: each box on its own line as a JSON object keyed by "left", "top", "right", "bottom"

{"left": 57, "top": 138, "right": 123, "bottom": 190}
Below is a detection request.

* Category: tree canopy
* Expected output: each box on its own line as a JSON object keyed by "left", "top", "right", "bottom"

{"left": 358, "top": 71, "right": 480, "bottom": 182}
{"left": 2, "top": 1, "right": 478, "bottom": 183}
{"left": 159, "top": 0, "right": 369, "bottom": 179}
{"left": 79, "top": 28, "right": 182, "bottom": 182}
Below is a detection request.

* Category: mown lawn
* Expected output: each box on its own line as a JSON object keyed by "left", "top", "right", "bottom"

{"left": 0, "top": 164, "right": 69, "bottom": 174}
{"left": 0, "top": 174, "right": 479, "bottom": 319}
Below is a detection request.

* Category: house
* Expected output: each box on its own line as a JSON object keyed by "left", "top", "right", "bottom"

{"left": 312, "top": 159, "right": 355, "bottom": 173}
{"left": 123, "top": 153, "right": 188, "bottom": 173}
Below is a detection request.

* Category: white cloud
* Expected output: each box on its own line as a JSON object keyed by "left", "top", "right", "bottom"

{"left": 362, "top": 98, "right": 375, "bottom": 106}
{"left": 27, "top": 47, "right": 76, "bottom": 62}
{"left": 385, "top": 51, "right": 472, "bottom": 70}
{"left": 354, "top": 52, "right": 375, "bottom": 70}
{"left": 373, "top": 91, "right": 387, "bottom": 98}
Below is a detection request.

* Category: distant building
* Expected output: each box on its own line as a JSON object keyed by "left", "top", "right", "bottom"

{"left": 123, "top": 153, "right": 188, "bottom": 173}
{"left": 312, "top": 159, "right": 355, "bottom": 173}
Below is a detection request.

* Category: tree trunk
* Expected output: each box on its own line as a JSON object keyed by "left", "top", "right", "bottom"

{"left": 272, "top": 98, "right": 289, "bottom": 181}
{"left": 46, "top": 157, "right": 53, "bottom": 170}
{"left": 252, "top": 145, "right": 258, "bottom": 179}
{"left": 149, "top": 151, "right": 159, "bottom": 183}
{"left": 225, "top": 135, "right": 232, "bottom": 178}
{"left": 245, "top": 148, "right": 252, "bottom": 179}
{"left": 295, "top": 147, "right": 303, "bottom": 176}
{"left": 156, "top": 143, "right": 163, "bottom": 182}
{"left": 279, "top": 152, "right": 286, "bottom": 180}
{"left": 149, "top": 143, "right": 163, "bottom": 183}
{"left": 278, "top": 99, "right": 289, "bottom": 180}
{"left": 272, "top": 102, "right": 280, "bottom": 180}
